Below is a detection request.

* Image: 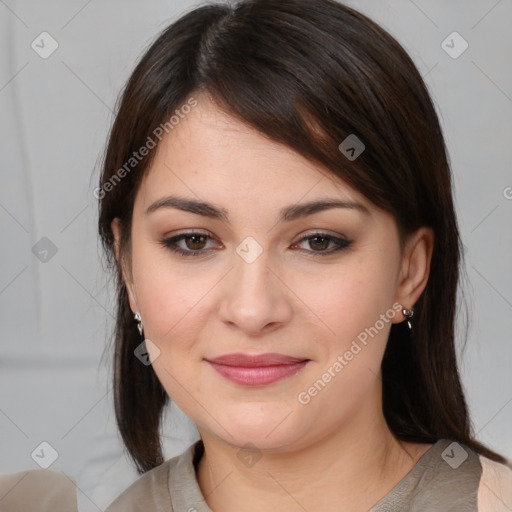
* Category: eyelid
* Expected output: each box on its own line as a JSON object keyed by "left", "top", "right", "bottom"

{"left": 163, "top": 228, "right": 214, "bottom": 238}
{"left": 291, "top": 231, "right": 352, "bottom": 254}
{"left": 159, "top": 229, "right": 352, "bottom": 258}
{"left": 293, "top": 228, "right": 347, "bottom": 242}
{"left": 157, "top": 230, "right": 221, "bottom": 259}
{"left": 163, "top": 228, "right": 347, "bottom": 244}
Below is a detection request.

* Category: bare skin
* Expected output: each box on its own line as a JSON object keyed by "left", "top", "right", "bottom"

{"left": 197, "top": 424, "right": 432, "bottom": 512}
{"left": 112, "top": 93, "right": 434, "bottom": 512}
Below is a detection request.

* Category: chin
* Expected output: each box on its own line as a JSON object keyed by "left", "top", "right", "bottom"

{"left": 206, "top": 413, "right": 303, "bottom": 451}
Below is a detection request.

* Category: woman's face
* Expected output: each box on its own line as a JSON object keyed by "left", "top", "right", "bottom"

{"left": 113, "top": 95, "right": 430, "bottom": 452}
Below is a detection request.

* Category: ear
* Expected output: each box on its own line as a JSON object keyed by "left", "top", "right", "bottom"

{"left": 393, "top": 227, "right": 434, "bottom": 323}
{"left": 111, "top": 217, "right": 139, "bottom": 314}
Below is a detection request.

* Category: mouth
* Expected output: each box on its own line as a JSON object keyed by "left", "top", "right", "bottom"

{"left": 205, "top": 353, "right": 310, "bottom": 386}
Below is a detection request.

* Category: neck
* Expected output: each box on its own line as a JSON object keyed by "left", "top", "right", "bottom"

{"left": 196, "top": 397, "right": 429, "bottom": 512}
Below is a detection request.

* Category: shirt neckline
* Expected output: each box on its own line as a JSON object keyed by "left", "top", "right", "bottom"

{"left": 168, "top": 438, "right": 446, "bottom": 512}
{"left": 367, "top": 438, "right": 447, "bottom": 510}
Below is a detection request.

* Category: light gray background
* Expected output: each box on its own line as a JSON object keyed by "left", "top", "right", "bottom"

{"left": 0, "top": 0, "right": 511, "bottom": 510}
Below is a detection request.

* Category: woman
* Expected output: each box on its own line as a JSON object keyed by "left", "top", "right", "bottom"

{"left": 97, "top": 0, "right": 512, "bottom": 510}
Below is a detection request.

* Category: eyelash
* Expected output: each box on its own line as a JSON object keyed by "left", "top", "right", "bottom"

{"left": 158, "top": 231, "right": 352, "bottom": 258}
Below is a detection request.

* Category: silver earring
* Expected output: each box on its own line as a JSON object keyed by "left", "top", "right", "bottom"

{"left": 134, "top": 312, "right": 143, "bottom": 337}
{"left": 402, "top": 307, "right": 414, "bottom": 331}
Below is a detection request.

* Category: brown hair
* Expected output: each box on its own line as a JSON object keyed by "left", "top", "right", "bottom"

{"left": 97, "top": 0, "right": 510, "bottom": 473}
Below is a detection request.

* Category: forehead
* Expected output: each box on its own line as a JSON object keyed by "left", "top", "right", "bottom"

{"left": 137, "top": 95, "right": 372, "bottom": 214}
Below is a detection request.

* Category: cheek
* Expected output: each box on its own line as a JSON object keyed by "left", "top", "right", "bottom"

{"left": 134, "top": 259, "right": 210, "bottom": 408}
{"left": 294, "top": 249, "right": 399, "bottom": 342}
{"left": 291, "top": 248, "right": 400, "bottom": 406}
{"left": 130, "top": 246, "right": 223, "bottom": 395}
{"left": 131, "top": 241, "right": 211, "bottom": 342}
{"left": 291, "top": 265, "right": 396, "bottom": 427}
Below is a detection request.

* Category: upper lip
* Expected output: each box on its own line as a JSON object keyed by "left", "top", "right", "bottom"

{"left": 206, "top": 353, "right": 309, "bottom": 367}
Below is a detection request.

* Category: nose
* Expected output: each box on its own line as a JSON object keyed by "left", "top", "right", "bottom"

{"left": 218, "top": 247, "right": 293, "bottom": 336}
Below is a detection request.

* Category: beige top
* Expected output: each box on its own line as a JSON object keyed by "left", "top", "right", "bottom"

{"left": 0, "top": 469, "right": 78, "bottom": 512}
{"left": 105, "top": 438, "right": 512, "bottom": 511}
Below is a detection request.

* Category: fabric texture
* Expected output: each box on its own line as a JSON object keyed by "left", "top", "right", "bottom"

{"left": 105, "top": 437, "right": 512, "bottom": 511}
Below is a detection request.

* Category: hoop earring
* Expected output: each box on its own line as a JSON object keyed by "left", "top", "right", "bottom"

{"left": 402, "top": 307, "right": 414, "bottom": 331}
{"left": 134, "top": 312, "right": 144, "bottom": 337}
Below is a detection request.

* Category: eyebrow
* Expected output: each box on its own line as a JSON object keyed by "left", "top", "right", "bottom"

{"left": 145, "top": 195, "right": 370, "bottom": 222}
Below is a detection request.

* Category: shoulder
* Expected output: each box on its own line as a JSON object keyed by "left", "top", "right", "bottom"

{"left": 105, "top": 441, "right": 200, "bottom": 512}
{"left": 0, "top": 469, "right": 78, "bottom": 511}
{"left": 477, "top": 455, "right": 512, "bottom": 511}
{"left": 384, "top": 439, "right": 483, "bottom": 510}
{"left": 104, "top": 458, "right": 173, "bottom": 511}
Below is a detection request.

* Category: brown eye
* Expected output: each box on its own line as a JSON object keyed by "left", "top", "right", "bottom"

{"left": 184, "top": 234, "right": 208, "bottom": 250}
{"left": 293, "top": 232, "right": 352, "bottom": 256}
{"left": 159, "top": 232, "right": 218, "bottom": 258}
{"left": 308, "top": 235, "right": 330, "bottom": 251}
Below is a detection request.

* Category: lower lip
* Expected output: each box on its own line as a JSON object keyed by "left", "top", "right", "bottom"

{"left": 207, "top": 361, "right": 309, "bottom": 386}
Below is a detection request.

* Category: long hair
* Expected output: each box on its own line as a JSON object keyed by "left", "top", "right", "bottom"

{"left": 97, "top": 0, "right": 510, "bottom": 473}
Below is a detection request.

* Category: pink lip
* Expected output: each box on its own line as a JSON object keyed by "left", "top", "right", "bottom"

{"left": 206, "top": 353, "right": 309, "bottom": 386}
